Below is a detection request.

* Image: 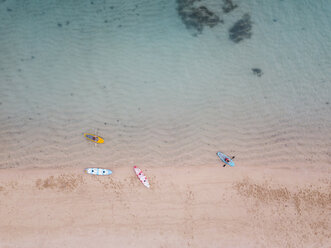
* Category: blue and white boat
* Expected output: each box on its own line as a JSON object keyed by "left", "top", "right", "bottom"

{"left": 85, "top": 168, "right": 112, "bottom": 175}
{"left": 216, "top": 152, "right": 235, "bottom": 167}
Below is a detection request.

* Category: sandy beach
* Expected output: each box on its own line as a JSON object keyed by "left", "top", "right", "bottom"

{"left": 0, "top": 165, "right": 330, "bottom": 248}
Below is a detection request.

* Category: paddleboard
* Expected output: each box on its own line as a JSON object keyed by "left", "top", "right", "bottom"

{"left": 85, "top": 168, "right": 112, "bottom": 175}
{"left": 133, "top": 166, "right": 150, "bottom": 188}
{"left": 217, "top": 152, "right": 235, "bottom": 167}
{"left": 84, "top": 133, "right": 104, "bottom": 144}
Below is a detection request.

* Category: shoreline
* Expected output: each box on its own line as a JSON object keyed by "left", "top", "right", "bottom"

{"left": 0, "top": 165, "right": 330, "bottom": 247}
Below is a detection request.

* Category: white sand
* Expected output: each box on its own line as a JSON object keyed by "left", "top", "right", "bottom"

{"left": 0, "top": 166, "right": 330, "bottom": 248}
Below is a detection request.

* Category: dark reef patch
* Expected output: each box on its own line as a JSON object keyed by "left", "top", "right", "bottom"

{"left": 229, "top": 13, "right": 252, "bottom": 43}
{"left": 222, "top": 0, "right": 238, "bottom": 13}
{"left": 252, "top": 68, "right": 263, "bottom": 77}
{"left": 57, "top": 23, "right": 62, "bottom": 27}
{"left": 20, "top": 56, "right": 35, "bottom": 62}
{"left": 177, "top": 0, "right": 220, "bottom": 34}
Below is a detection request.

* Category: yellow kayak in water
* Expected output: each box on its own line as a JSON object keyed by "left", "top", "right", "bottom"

{"left": 84, "top": 133, "right": 104, "bottom": 144}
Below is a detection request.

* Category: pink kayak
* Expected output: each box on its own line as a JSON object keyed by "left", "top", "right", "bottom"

{"left": 133, "top": 166, "right": 150, "bottom": 188}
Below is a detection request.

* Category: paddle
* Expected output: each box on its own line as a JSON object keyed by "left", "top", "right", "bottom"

{"left": 94, "top": 128, "right": 99, "bottom": 147}
{"left": 223, "top": 156, "right": 235, "bottom": 167}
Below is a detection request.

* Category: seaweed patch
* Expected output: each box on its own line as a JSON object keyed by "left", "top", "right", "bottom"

{"left": 252, "top": 68, "right": 263, "bottom": 77}
{"left": 222, "top": 0, "right": 238, "bottom": 13}
{"left": 177, "top": 0, "right": 221, "bottom": 35}
{"left": 229, "top": 13, "right": 252, "bottom": 43}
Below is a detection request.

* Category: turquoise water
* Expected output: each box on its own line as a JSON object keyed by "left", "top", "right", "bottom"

{"left": 0, "top": 0, "right": 330, "bottom": 169}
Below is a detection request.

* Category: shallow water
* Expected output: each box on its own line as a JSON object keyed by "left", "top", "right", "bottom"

{"left": 0, "top": 0, "right": 330, "bottom": 169}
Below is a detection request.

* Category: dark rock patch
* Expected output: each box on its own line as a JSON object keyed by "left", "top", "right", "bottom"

{"left": 222, "top": 0, "right": 238, "bottom": 13}
{"left": 57, "top": 23, "right": 62, "bottom": 27}
{"left": 66, "top": 21, "right": 70, "bottom": 25}
{"left": 326, "top": 102, "right": 329, "bottom": 105}
{"left": 177, "top": 0, "right": 220, "bottom": 34}
{"left": 229, "top": 13, "right": 252, "bottom": 43}
{"left": 252, "top": 68, "right": 263, "bottom": 77}
{"left": 7, "top": 8, "right": 12, "bottom": 12}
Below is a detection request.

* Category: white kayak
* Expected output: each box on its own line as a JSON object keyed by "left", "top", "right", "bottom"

{"left": 85, "top": 168, "right": 112, "bottom": 176}
{"left": 133, "top": 166, "right": 150, "bottom": 188}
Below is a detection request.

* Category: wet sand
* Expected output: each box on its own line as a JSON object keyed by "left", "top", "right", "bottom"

{"left": 0, "top": 165, "right": 330, "bottom": 248}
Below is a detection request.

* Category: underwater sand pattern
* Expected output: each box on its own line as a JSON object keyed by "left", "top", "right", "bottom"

{"left": 0, "top": 0, "right": 330, "bottom": 169}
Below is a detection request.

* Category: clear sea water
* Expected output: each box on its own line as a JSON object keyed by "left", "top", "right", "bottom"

{"left": 0, "top": 0, "right": 330, "bottom": 169}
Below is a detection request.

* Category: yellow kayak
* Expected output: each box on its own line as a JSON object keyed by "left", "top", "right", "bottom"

{"left": 84, "top": 133, "right": 104, "bottom": 144}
